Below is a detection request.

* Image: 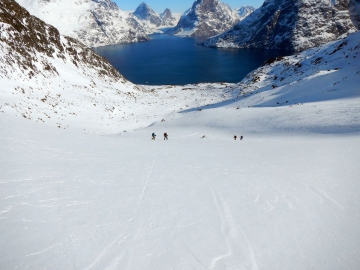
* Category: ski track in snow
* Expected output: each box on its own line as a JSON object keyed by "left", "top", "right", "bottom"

{"left": 210, "top": 189, "right": 259, "bottom": 270}
{"left": 83, "top": 236, "right": 129, "bottom": 270}
{"left": 305, "top": 183, "right": 344, "bottom": 211}
{"left": 25, "top": 243, "right": 60, "bottom": 257}
{"left": 180, "top": 239, "right": 208, "bottom": 269}
{"left": 129, "top": 153, "right": 157, "bottom": 222}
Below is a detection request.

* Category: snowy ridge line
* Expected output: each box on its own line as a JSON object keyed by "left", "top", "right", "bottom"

{"left": 15, "top": 0, "right": 150, "bottom": 47}
{"left": 133, "top": 3, "right": 179, "bottom": 34}
{"left": 231, "top": 31, "right": 360, "bottom": 109}
{"left": 167, "top": 0, "right": 243, "bottom": 37}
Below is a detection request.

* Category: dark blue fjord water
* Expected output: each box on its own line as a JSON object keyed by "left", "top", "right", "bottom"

{"left": 93, "top": 34, "right": 291, "bottom": 85}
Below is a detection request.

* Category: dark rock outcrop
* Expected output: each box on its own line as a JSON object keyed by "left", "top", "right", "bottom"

{"left": 0, "top": 0, "right": 126, "bottom": 82}
{"left": 349, "top": 0, "right": 360, "bottom": 29}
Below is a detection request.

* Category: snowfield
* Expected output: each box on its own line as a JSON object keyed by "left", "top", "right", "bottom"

{"left": 1, "top": 0, "right": 360, "bottom": 267}
{"left": 1, "top": 106, "right": 360, "bottom": 269}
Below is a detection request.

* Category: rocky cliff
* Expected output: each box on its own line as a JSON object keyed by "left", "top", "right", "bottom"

{"left": 202, "top": 0, "right": 357, "bottom": 51}
{"left": 349, "top": 0, "right": 360, "bottom": 29}
{"left": 0, "top": 0, "right": 146, "bottom": 131}
{"left": 133, "top": 2, "right": 162, "bottom": 27}
{"left": 168, "top": 0, "right": 239, "bottom": 37}
{"left": 160, "top": 8, "right": 178, "bottom": 26}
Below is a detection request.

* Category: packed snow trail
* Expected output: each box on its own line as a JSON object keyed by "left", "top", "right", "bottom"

{"left": 1, "top": 114, "right": 360, "bottom": 269}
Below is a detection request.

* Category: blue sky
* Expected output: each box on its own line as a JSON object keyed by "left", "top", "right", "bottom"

{"left": 114, "top": 0, "right": 265, "bottom": 13}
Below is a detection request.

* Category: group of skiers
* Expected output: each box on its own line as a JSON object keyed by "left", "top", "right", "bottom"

{"left": 151, "top": 132, "right": 243, "bottom": 141}
{"left": 152, "top": 132, "right": 168, "bottom": 140}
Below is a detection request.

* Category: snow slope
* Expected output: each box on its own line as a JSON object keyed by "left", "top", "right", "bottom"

{"left": 0, "top": 0, "right": 150, "bottom": 133}
{"left": 15, "top": 0, "right": 149, "bottom": 47}
{"left": 232, "top": 31, "right": 360, "bottom": 110}
{"left": 1, "top": 107, "right": 360, "bottom": 269}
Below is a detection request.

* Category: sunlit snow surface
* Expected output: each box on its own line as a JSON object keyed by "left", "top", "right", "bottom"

{"left": 1, "top": 109, "right": 360, "bottom": 269}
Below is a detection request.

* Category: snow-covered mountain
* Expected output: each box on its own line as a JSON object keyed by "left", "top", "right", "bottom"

{"left": 0, "top": 0, "right": 147, "bottom": 132}
{"left": 235, "top": 5, "right": 255, "bottom": 20}
{"left": 231, "top": 31, "right": 360, "bottom": 109}
{"left": 133, "top": 2, "right": 162, "bottom": 27}
{"left": 160, "top": 8, "right": 179, "bottom": 26}
{"left": 202, "top": 0, "right": 358, "bottom": 51}
{"left": 15, "top": 0, "right": 149, "bottom": 48}
{"left": 132, "top": 3, "right": 179, "bottom": 33}
{"left": 0, "top": 0, "right": 233, "bottom": 132}
{"left": 168, "top": 0, "right": 239, "bottom": 37}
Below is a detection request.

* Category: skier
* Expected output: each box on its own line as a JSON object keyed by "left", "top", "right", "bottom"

{"left": 234, "top": 135, "right": 237, "bottom": 140}
{"left": 152, "top": 132, "right": 156, "bottom": 140}
{"left": 164, "top": 132, "right": 168, "bottom": 140}
{"left": 240, "top": 135, "right": 243, "bottom": 140}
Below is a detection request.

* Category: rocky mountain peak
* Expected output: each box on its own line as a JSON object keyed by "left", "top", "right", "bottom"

{"left": 134, "top": 2, "right": 151, "bottom": 15}
{"left": 236, "top": 5, "right": 256, "bottom": 19}
{"left": 160, "top": 8, "right": 172, "bottom": 18}
{"left": 193, "top": 0, "right": 219, "bottom": 13}
{"left": 159, "top": 8, "right": 178, "bottom": 26}
{"left": 94, "top": 0, "right": 118, "bottom": 10}
{"left": 133, "top": 2, "right": 162, "bottom": 26}
{"left": 168, "top": 0, "right": 238, "bottom": 37}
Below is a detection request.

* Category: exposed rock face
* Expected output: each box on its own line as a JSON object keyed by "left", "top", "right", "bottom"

{"left": 133, "top": 3, "right": 179, "bottom": 32}
{"left": 236, "top": 5, "right": 256, "bottom": 20}
{"left": 349, "top": 0, "right": 360, "bottom": 29}
{"left": 1, "top": 0, "right": 144, "bottom": 131}
{"left": 15, "top": 0, "right": 149, "bottom": 48}
{"left": 1, "top": 0, "right": 124, "bottom": 81}
{"left": 160, "top": 8, "right": 178, "bottom": 26}
{"left": 168, "top": 0, "right": 239, "bottom": 37}
{"left": 133, "top": 2, "right": 162, "bottom": 27}
{"left": 202, "top": 0, "right": 357, "bottom": 51}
